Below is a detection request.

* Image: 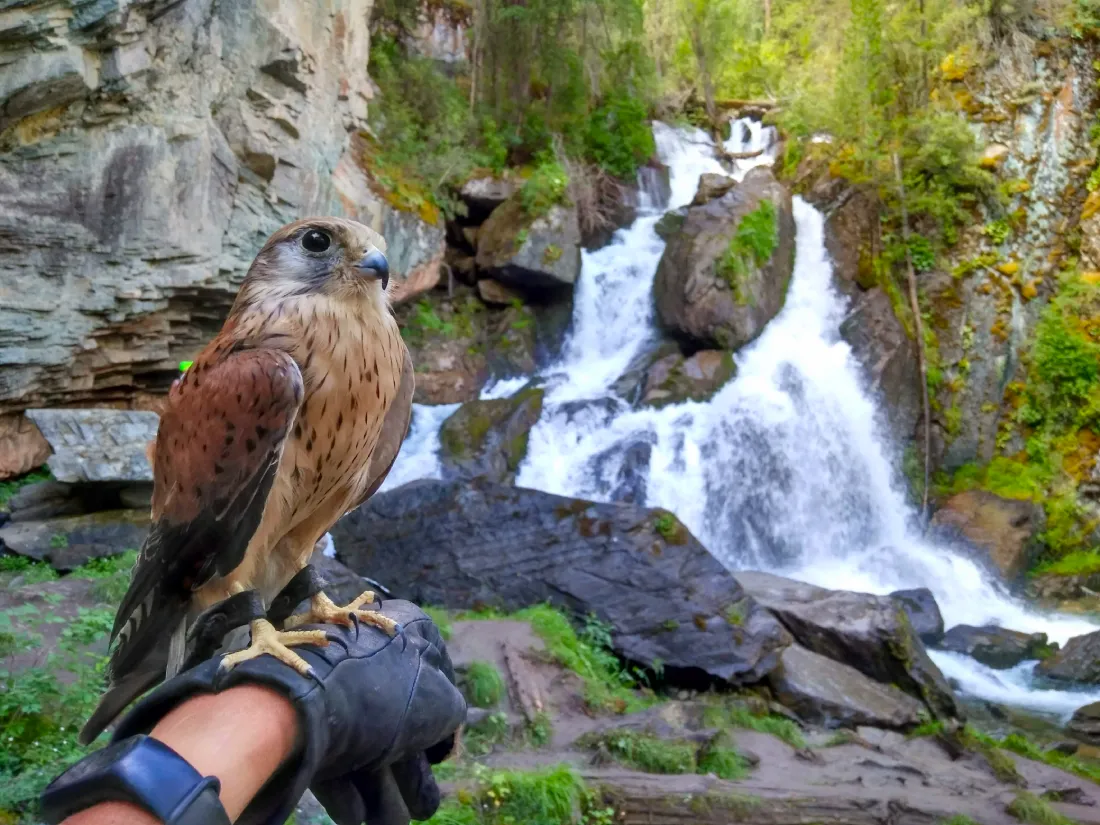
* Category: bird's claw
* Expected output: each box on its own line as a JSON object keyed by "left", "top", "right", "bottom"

{"left": 217, "top": 619, "right": 327, "bottom": 678}
{"left": 283, "top": 590, "right": 400, "bottom": 639}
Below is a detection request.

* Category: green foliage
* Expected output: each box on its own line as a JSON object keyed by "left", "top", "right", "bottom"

{"left": 716, "top": 200, "right": 778, "bottom": 303}
{"left": 984, "top": 219, "right": 1012, "bottom": 245}
{"left": 519, "top": 160, "right": 570, "bottom": 218}
{"left": 908, "top": 235, "right": 936, "bottom": 272}
{"left": 464, "top": 711, "right": 511, "bottom": 756}
{"left": 940, "top": 818, "right": 980, "bottom": 825}
{"left": 71, "top": 550, "right": 137, "bottom": 605}
{"left": 0, "top": 467, "right": 51, "bottom": 511}
{"left": 0, "top": 606, "right": 113, "bottom": 817}
{"left": 959, "top": 726, "right": 1022, "bottom": 785}
{"left": 583, "top": 95, "right": 656, "bottom": 178}
{"left": 581, "top": 729, "right": 698, "bottom": 773}
{"left": 1006, "top": 791, "right": 1075, "bottom": 825}
{"left": 422, "top": 764, "right": 591, "bottom": 825}
{"left": 697, "top": 743, "right": 752, "bottom": 780}
{"left": 423, "top": 606, "right": 454, "bottom": 641}
{"left": 515, "top": 605, "right": 652, "bottom": 714}
{"left": 702, "top": 700, "right": 806, "bottom": 748}
{"left": 1034, "top": 550, "right": 1100, "bottom": 577}
{"left": 653, "top": 512, "right": 678, "bottom": 539}
{"left": 463, "top": 661, "right": 506, "bottom": 709}
{"left": 525, "top": 711, "right": 554, "bottom": 748}
{"left": 999, "top": 733, "right": 1100, "bottom": 785}
{"left": 48, "top": 534, "right": 68, "bottom": 550}
{"left": 0, "top": 556, "right": 59, "bottom": 585}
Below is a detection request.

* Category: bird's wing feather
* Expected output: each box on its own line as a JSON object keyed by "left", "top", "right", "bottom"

{"left": 353, "top": 347, "right": 414, "bottom": 508}
{"left": 108, "top": 348, "right": 303, "bottom": 677}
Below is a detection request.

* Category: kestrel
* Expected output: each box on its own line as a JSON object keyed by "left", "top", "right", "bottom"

{"left": 81, "top": 217, "right": 413, "bottom": 744}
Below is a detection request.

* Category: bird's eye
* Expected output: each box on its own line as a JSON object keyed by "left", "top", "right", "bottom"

{"left": 301, "top": 229, "right": 331, "bottom": 253}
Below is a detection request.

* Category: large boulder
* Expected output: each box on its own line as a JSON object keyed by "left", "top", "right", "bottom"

{"left": 1067, "top": 701, "right": 1100, "bottom": 746}
{"left": 640, "top": 350, "right": 736, "bottom": 408}
{"left": 383, "top": 207, "right": 446, "bottom": 305}
{"left": 438, "top": 388, "right": 544, "bottom": 484}
{"left": 0, "top": 414, "right": 50, "bottom": 480}
{"left": 929, "top": 491, "right": 1045, "bottom": 584}
{"left": 476, "top": 197, "right": 582, "bottom": 294}
{"left": 840, "top": 288, "right": 921, "bottom": 444}
{"left": 889, "top": 588, "right": 945, "bottom": 645}
{"left": 27, "top": 409, "right": 158, "bottom": 483}
{"left": 653, "top": 167, "right": 795, "bottom": 351}
{"left": 459, "top": 175, "right": 521, "bottom": 223}
{"left": 0, "top": 0, "right": 383, "bottom": 415}
{"left": 734, "top": 571, "right": 959, "bottom": 719}
{"left": 332, "top": 479, "right": 792, "bottom": 685}
{"left": 769, "top": 644, "right": 925, "bottom": 730}
{"left": 939, "top": 625, "right": 1055, "bottom": 669}
{"left": 0, "top": 510, "right": 150, "bottom": 570}
{"left": 1037, "top": 630, "right": 1100, "bottom": 683}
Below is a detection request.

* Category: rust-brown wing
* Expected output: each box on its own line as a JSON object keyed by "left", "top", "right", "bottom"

{"left": 354, "top": 347, "right": 414, "bottom": 508}
{"left": 108, "top": 348, "right": 304, "bottom": 679}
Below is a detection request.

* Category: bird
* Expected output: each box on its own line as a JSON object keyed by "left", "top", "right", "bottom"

{"left": 80, "top": 217, "right": 413, "bottom": 745}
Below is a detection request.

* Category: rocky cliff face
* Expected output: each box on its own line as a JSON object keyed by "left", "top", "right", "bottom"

{"left": 0, "top": 0, "right": 445, "bottom": 444}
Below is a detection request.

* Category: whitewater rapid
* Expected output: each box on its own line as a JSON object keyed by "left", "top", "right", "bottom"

{"left": 387, "top": 120, "right": 1100, "bottom": 719}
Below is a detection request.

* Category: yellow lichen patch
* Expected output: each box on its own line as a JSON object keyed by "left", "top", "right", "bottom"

{"left": 1062, "top": 430, "right": 1100, "bottom": 483}
{"left": 1021, "top": 280, "right": 1039, "bottom": 300}
{"left": 997, "top": 261, "right": 1020, "bottom": 276}
{"left": 11, "top": 105, "right": 67, "bottom": 145}
{"left": 1081, "top": 272, "right": 1100, "bottom": 286}
{"left": 991, "top": 318, "right": 1009, "bottom": 340}
{"left": 939, "top": 47, "right": 976, "bottom": 81}
{"left": 1083, "top": 191, "right": 1100, "bottom": 221}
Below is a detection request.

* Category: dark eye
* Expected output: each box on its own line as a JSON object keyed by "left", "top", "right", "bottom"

{"left": 301, "top": 229, "right": 331, "bottom": 253}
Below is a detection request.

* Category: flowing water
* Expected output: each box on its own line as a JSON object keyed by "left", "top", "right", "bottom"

{"left": 387, "top": 120, "right": 1100, "bottom": 718}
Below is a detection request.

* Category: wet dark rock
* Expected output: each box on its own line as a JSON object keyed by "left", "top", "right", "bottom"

{"left": 889, "top": 588, "right": 945, "bottom": 644}
{"left": 641, "top": 350, "right": 736, "bottom": 408}
{"left": 610, "top": 339, "right": 682, "bottom": 403}
{"left": 769, "top": 644, "right": 925, "bottom": 729}
{"left": 591, "top": 435, "right": 654, "bottom": 504}
{"left": 1037, "top": 630, "right": 1100, "bottom": 684}
{"left": 939, "top": 625, "right": 1055, "bottom": 669}
{"left": 841, "top": 288, "right": 921, "bottom": 445}
{"left": 929, "top": 491, "right": 1046, "bottom": 586}
{"left": 653, "top": 166, "right": 796, "bottom": 351}
{"left": 438, "top": 389, "right": 545, "bottom": 484}
{"left": 333, "top": 479, "right": 792, "bottom": 685}
{"left": 734, "top": 571, "right": 960, "bottom": 719}
{"left": 654, "top": 208, "right": 687, "bottom": 241}
{"left": 0, "top": 510, "right": 150, "bottom": 570}
{"left": 476, "top": 197, "right": 582, "bottom": 294}
{"left": 1067, "top": 701, "right": 1100, "bottom": 746}
{"left": 692, "top": 173, "right": 738, "bottom": 205}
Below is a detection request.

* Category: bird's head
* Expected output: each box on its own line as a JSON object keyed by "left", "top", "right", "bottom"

{"left": 237, "top": 217, "right": 391, "bottom": 311}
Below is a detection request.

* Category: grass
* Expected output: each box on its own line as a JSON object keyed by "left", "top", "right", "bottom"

{"left": 580, "top": 729, "right": 698, "bottom": 774}
{"left": 715, "top": 200, "right": 778, "bottom": 304}
{"left": 0, "top": 556, "right": 59, "bottom": 585}
{"left": 70, "top": 550, "right": 137, "bottom": 605}
{"left": 999, "top": 733, "right": 1100, "bottom": 785}
{"left": 423, "top": 606, "right": 454, "bottom": 641}
{"left": 697, "top": 743, "right": 752, "bottom": 780}
{"left": 1033, "top": 550, "right": 1100, "bottom": 577}
{"left": 940, "top": 818, "right": 979, "bottom": 825}
{"left": 1006, "top": 791, "right": 1074, "bottom": 825}
{"left": 703, "top": 701, "right": 806, "bottom": 749}
{"left": 525, "top": 711, "right": 553, "bottom": 748}
{"left": 464, "top": 711, "right": 510, "bottom": 756}
{"left": 513, "top": 605, "right": 652, "bottom": 715}
{"left": 423, "top": 764, "right": 590, "bottom": 825}
{"left": 463, "top": 661, "right": 506, "bottom": 709}
{"left": 0, "top": 467, "right": 51, "bottom": 511}
{"left": 959, "top": 726, "right": 1023, "bottom": 785}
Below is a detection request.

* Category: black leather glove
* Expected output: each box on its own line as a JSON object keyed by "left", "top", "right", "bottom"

{"left": 111, "top": 600, "right": 466, "bottom": 825}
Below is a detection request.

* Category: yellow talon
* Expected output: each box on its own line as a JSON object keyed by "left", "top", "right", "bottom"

{"left": 283, "top": 590, "right": 400, "bottom": 636}
{"left": 219, "top": 618, "right": 328, "bottom": 676}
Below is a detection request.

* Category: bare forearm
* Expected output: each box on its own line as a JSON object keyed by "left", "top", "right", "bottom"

{"left": 62, "top": 686, "right": 299, "bottom": 825}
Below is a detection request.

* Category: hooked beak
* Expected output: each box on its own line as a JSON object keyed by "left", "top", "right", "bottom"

{"left": 356, "top": 249, "right": 389, "bottom": 291}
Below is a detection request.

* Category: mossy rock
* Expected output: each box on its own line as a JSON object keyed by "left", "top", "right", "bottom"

{"left": 438, "top": 387, "right": 545, "bottom": 484}
{"left": 640, "top": 350, "right": 736, "bottom": 408}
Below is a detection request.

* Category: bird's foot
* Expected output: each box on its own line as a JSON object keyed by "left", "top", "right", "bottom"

{"left": 283, "top": 590, "right": 401, "bottom": 637}
{"left": 218, "top": 618, "right": 328, "bottom": 677}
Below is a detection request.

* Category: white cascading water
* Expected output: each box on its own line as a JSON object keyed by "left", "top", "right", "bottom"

{"left": 388, "top": 120, "right": 1100, "bottom": 718}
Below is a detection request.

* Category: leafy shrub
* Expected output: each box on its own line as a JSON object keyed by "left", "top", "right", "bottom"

{"left": 583, "top": 94, "right": 656, "bottom": 179}
{"left": 716, "top": 200, "right": 779, "bottom": 302}
{"left": 519, "top": 160, "right": 570, "bottom": 218}
{"left": 463, "top": 661, "right": 505, "bottom": 709}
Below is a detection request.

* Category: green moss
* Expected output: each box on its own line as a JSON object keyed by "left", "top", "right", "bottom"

{"left": 543, "top": 244, "right": 563, "bottom": 264}
{"left": 1006, "top": 791, "right": 1074, "bottom": 825}
{"left": 1034, "top": 550, "right": 1100, "bottom": 577}
{"left": 463, "top": 661, "right": 506, "bottom": 708}
{"left": 0, "top": 467, "right": 51, "bottom": 511}
{"left": 716, "top": 200, "right": 778, "bottom": 304}
{"left": 723, "top": 602, "right": 745, "bottom": 627}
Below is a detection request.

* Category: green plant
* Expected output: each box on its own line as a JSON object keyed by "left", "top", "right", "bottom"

{"left": 703, "top": 701, "right": 806, "bottom": 749}
{"left": 464, "top": 711, "right": 511, "bottom": 756}
{"left": 519, "top": 160, "right": 570, "bottom": 218}
{"left": 580, "top": 729, "right": 697, "bottom": 774}
{"left": 423, "top": 606, "right": 454, "bottom": 641}
{"left": 653, "top": 512, "right": 678, "bottom": 539}
{"left": 583, "top": 95, "right": 656, "bottom": 179}
{"left": 463, "top": 661, "right": 506, "bottom": 709}
{"left": 940, "top": 817, "right": 980, "bottom": 825}
{"left": 423, "top": 764, "right": 589, "bottom": 825}
{"left": 516, "top": 604, "right": 651, "bottom": 714}
{"left": 1034, "top": 550, "right": 1100, "bottom": 577}
{"left": 525, "top": 711, "right": 554, "bottom": 748}
{"left": 984, "top": 219, "right": 1012, "bottom": 245}
{"left": 0, "top": 556, "right": 60, "bottom": 585}
{"left": 908, "top": 235, "right": 936, "bottom": 272}
{"left": 1006, "top": 791, "right": 1074, "bottom": 825}
{"left": 716, "top": 201, "right": 778, "bottom": 303}
{"left": 48, "top": 534, "right": 68, "bottom": 550}
{"left": 999, "top": 732, "right": 1100, "bottom": 784}
{"left": 697, "top": 743, "right": 751, "bottom": 780}
{"left": 0, "top": 467, "right": 51, "bottom": 511}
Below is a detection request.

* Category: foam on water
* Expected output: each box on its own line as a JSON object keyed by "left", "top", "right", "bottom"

{"left": 390, "top": 120, "right": 1100, "bottom": 717}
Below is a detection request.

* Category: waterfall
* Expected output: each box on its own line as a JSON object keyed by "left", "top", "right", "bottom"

{"left": 389, "top": 120, "right": 1100, "bottom": 718}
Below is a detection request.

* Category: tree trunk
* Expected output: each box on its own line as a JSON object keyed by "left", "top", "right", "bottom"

{"left": 893, "top": 151, "right": 932, "bottom": 520}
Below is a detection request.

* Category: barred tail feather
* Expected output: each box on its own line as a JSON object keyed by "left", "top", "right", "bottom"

{"left": 79, "top": 666, "right": 162, "bottom": 745}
